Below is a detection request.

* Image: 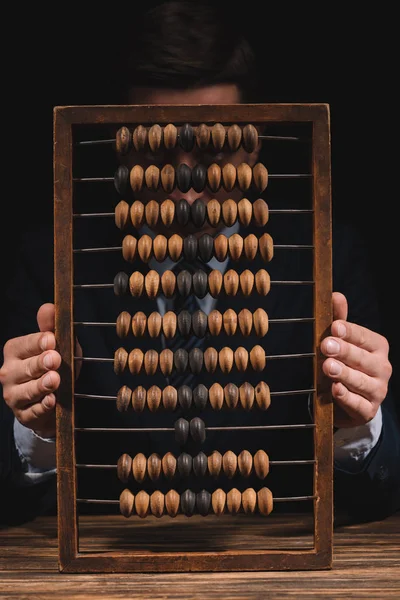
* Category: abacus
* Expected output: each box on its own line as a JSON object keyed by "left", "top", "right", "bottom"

{"left": 54, "top": 104, "right": 332, "bottom": 573}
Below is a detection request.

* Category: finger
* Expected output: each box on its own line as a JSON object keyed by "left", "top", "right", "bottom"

{"left": 10, "top": 350, "right": 62, "bottom": 385}
{"left": 331, "top": 381, "right": 378, "bottom": 426}
{"left": 322, "top": 358, "right": 387, "bottom": 405}
{"left": 321, "top": 336, "right": 382, "bottom": 378}
{"left": 331, "top": 319, "right": 390, "bottom": 355}
{"left": 332, "top": 292, "right": 348, "bottom": 322}
{"left": 3, "top": 331, "right": 56, "bottom": 361}
{"left": 37, "top": 303, "right": 56, "bottom": 333}
{"left": 16, "top": 394, "right": 56, "bottom": 429}
{"left": 11, "top": 371, "right": 61, "bottom": 411}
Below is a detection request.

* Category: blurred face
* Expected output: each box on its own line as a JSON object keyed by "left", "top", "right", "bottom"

{"left": 122, "top": 84, "right": 260, "bottom": 236}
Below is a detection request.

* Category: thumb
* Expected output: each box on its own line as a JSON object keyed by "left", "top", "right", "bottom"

{"left": 332, "top": 292, "right": 348, "bottom": 322}
{"left": 37, "top": 303, "right": 56, "bottom": 332}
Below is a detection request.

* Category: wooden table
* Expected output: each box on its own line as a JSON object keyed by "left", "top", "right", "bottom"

{"left": 1, "top": 511, "right": 399, "bottom": 599}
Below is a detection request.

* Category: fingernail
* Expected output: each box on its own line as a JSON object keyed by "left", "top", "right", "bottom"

{"left": 337, "top": 323, "right": 346, "bottom": 338}
{"left": 40, "top": 335, "right": 48, "bottom": 351}
{"left": 326, "top": 339, "right": 340, "bottom": 355}
{"left": 329, "top": 361, "right": 341, "bottom": 376}
{"left": 43, "top": 354, "right": 53, "bottom": 369}
{"left": 43, "top": 373, "right": 53, "bottom": 389}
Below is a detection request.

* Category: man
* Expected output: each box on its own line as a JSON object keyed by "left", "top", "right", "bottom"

{"left": 1, "top": 1, "right": 399, "bottom": 525}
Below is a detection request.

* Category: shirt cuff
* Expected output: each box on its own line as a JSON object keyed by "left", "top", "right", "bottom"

{"left": 13, "top": 418, "right": 56, "bottom": 472}
{"left": 333, "top": 406, "right": 383, "bottom": 472}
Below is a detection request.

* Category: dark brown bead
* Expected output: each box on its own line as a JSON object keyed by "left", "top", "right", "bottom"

{"left": 178, "top": 385, "right": 192, "bottom": 411}
{"left": 177, "top": 453, "right": 192, "bottom": 477}
{"left": 116, "top": 311, "right": 131, "bottom": 338}
{"left": 114, "top": 165, "right": 129, "bottom": 196}
{"left": 175, "top": 418, "right": 189, "bottom": 445}
{"left": 189, "top": 347, "right": 203, "bottom": 374}
{"left": 174, "top": 348, "right": 189, "bottom": 373}
{"left": 190, "top": 417, "right": 206, "bottom": 443}
{"left": 179, "top": 123, "right": 194, "bottom": 152}
{"left": 113, "top": 271, "right": 128, "bottom": 296}
{"left": 177, "top": 270, "right": 192, "bottom": 297}
{"left": 116, "top": 126, "right": 131, "bottom": 155}
{"left": 224, "top": 383, "right": 239, "bottom": 409}
{"left": 191, "top": 198, "right": 206, "bottom": 227}
{"left": 198, "top": 233, "right": 214, "bottom": 262}
{"left": 193, "top": 384, "right": 208, "bottom": 410}
{"left": 183, "top": 234, "right": 198, "bottom": 261}
{"left": 193, "top": 452, "right": 208, "bottom": 477}
{"left": 176, "top": 198, "right": 190, "bottom": 225}
{"left": 117, "top": 453, "right": 132, "bottom": 483}
{"left": 116, "top": 385, "right": 132, "bottom": 412}
{"left": 192, "top": 310, "right": 207, "bottom": 338}
{"left": 191, "top": 163, "right": 207, "bottom": 193}
{"left": 176, "top": 163, "right": 192, "bottom": 193}
{"left": 181, "top": 489, "right": 196, "bottom": 516}
{"left": 193, "top": 270, "right": 208, "bottom": 299}
{"left": 196, "top": 489, "right": 211, "bottom": 516}
{"left": 178, "top": 310, "right": 192, "bottom": 336}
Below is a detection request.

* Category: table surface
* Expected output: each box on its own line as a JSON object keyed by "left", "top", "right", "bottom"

{"left": 1, "top": 511, "right": 399, "bottom": 599}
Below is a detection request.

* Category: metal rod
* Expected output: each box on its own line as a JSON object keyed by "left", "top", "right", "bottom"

{"left": 74, "top": 352, "right": 314, "bottom": 363}
{"left": 76, "top": 494, "right": 316, "bottom": 504}
{"left": 73, "top": 280, "right": 314, "bottom": 289}
{"left": 73, "top": 317, "right": 314, "bottom": 327}
{"left": 75, "top": 459, "right": 315, "bottom": 469}
{"left": 73, "top": 244, "right": 314, "bottom": 254}
{"left": 74, "top": 424, "right": 315, "bottom": 432}
{"left": 74, "top": 388, "right": 315, "bottom": 401}
{"left": 73, "top": 174, "right": 312, "bottom": 182}
{"left": 72, "top": 209, "right": 314, "bottom": 218}
{"left": 75, "top": 134, "right": 306, "bottom": 147}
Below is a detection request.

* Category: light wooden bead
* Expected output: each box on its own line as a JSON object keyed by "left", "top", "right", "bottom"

{"left": 224, "top": 383, "right": 239, "bottom": 409}
{"left": 254, "top": 449, "right": 270, "bottom": 479}
{"left": 120, "top": 488, "right": 135, "bottom": 518}
{"left": 234, "top": 346, "right": 249, "bottom": 371}
{"left": 148, "top": 124, "right": 163, "bottom": 152}
{"left": 253, "top": 308, "right": 269, "bottom": 337}
{"left": 147, "top": 453, "right": 162, "bottom": 481}
{"left": 228, "top": 233, "right": 243, "bottom": 261}
{"left": 204, "top": 347, "right": 219, "bottom": 374}
{"left": 208, "top": 450, "right": 222, "bottom": 478}
{"left": 144, "top": 349, "right": 158, "bottom": 375}
{"left": 255, "top": 269, "right": 271, "bottom": 296}
{"left": 209, "top": 382, "right": 224, "bottom": 410}
{"left": 145, "top": 165, "right": 160, "bottom": 191}
{"left": 116, "top": 311, "right": 131, "bottom": 338}
{"left": 132, "top": 125, "right": 147, "bottom": 151}
{"left": 253, "top": 163, "right": 268, "bottom": 192}
{"left": 258, "top": 487, "right": 273, "bottom": 516}
{"left": 165, "top": 489, "right": 180, "bottom": 517}
{"left": 132, "top": 386, "right": 146, "bottom": 412}
{"left": 130, "top": 200, "right": 145, "bottom": 229}
{"left": 259, "top": 232, "right": 274, "bottom": 262}
{"left": 239, "top": 382, "right": 255, "bottom": 410}
{"left": 162, "top": 385, "right": 177, "bottom": 411}
{"left": 128, "top": 348, "right": 143, "bottom": 375}
{"left": 238, "top": 308, "right": 253, "bottom": 336}
{"left": 207, "top": 163, "right": 221, "bottom": 192}
{"left": 116, "top": 385, "right": 132, "bottom": 413}
{"left": 222, "top": 163, "right": 236, "bottom": 192}
{"left": 237, "top": 162, "right": 252, "bottom": 191}
{"left": 168, "top": 233, "right": 183, "bottom": 262}
{"left": 237, "top": 197, "right": 252, "bottom": 227}
{"left": 147, "top": 386, "right": 162, "bottom": 412}
{"left": 242, "top": 488, "right": 257, "bottom": 514}
{"left": 227, "top": 124, "right": 242, "bottom": 151}
{"left": 116, "top": 126, "right": 131, "bottom": 155}
{"left": 211, "top": 123, "right": 225, "bottom": 151}
{"left": 219, "top": 347, "right": 234, "bottom": 373}
{"left": 132, "top": 311, "right": 147, "bottom": 337}
{"left": 226, "top": 488, "right": 242, "bottom": 514}
{"left": 161, "top": 164, "right": 175, "bottom": 193}
{"left": 164, "top": 123, "right": 178, "bottom": 149}
{"left": 208, "top": 270, "right": 223, "bottom": 297}
{"left": 223, "top": 451, "right": 237, "bottom": 479}
{"left": 122, "top": 235, "right": 137, "bottom": 262}
{"left": 135, "top": 490, "right": 150, "bottom": 518}
{"left": 138, "top": 234, "right": 153, "bottom": 263}
{"left": 160, "top": 199, "right": 175, "bottom": 227}
{"left": 250, "top": 345, "right": 266, "bottom": 371}
{"left": 130, "top": 164, "right": 144, "bottom": 193}
{"left": 153, "top": 234, "right": 167, "bottom": 262}
{"left": 214, "top": 234, "right": 228, "bottom": 262}
{"left": 132, "top": 453, "right": 147, "bottom": 483}
{"left": 212, "top": 489, "right": 226, "bottom": 516}
{"left": 195, "top": 123, "right": 211, "bottom": 149}
{"left": 162, "top": 311, "right": 177, "bottom": 339}
{"left": 238, "top": 450, "right": 253, "bottom": 477}
{"left": 144, "top": 270, "right": 160, "bottom": 298}
{"left": 255, "top": 381, "right": 271, "bottom": 410}
{"left": 115, "top": 200, "right": 130, "bottom": 230}
{"left": 114, "top": 347, "right": 128, "bottom": 375}
{"left": 145, "top": 200, "right": 159, "bottom": 228}
{"left": 244, "top": 234, "right": 258, "bottom": 261}
{"left": 242, "top": 124, "right": 258, "bottom": 153}
{"left": 162, "top": 452, "right": 177, "bottom": 479}
{"left": 253, "top": 198, "right": 269, "bottom": 226}
{"left": 117, "top": 453, "right": 132, "bottom": 483}
{"left": 208, "top": 309, "right": 223, "bottom": 336}
{"left": 129, "top": 271, "right": 144, "bottom": 297}
{"left": 224, "top": 269, "right": 239, "bottom": 296}
{"left": 239, "top": 270, "right": 254, "bottom": 296}
{"left": 161, "top": 270, "right": 176, "bottom": 298}
{"left": 207, "top": 198, "right": 221, "bottom": 227}
{"left": 223, "top": 308, "right": 237, "bottom": 335}
{"left": 222, "top": 199, "right": 238, "bottom": 227}
{"left": 150, "top": 491, "right": 164, "bottom": 518}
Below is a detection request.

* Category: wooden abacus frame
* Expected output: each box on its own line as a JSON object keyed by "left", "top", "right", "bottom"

{"left": 54, "top": 104, "right": 333, "bottom": 573}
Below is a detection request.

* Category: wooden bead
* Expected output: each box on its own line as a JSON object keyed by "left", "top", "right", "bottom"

{"left": 116, "top": 385, "right": 132, "bottom": 413}
{"left": 214, "top": 234, "right": 228, "bottom": 262}
{"left": 219, "top": 347, "right": 234, "bottom": 373}
{"left": 238, "top": 308, "right": 253, "bottom": 336}
{"left": 147, "top": 453, "right": 162, "bottom": 481}
{"left": 176, "top": 198, "right": 190, "bottom": 226}
{"left": 253, "top": 308, "right": 269, "bottom": 337}
{"left": 114, "top": 165, "right": 129, "bottom": 196}
{"left": 250, "top": 345, "right": 266, "bottom": 371}
{"left": 208, "top": 309, "right": 222, "bottom": 336}
{"left": 145, "top": 200, "right": 159, "bottom": 228}
{"left": 161, "top": 164, "right": 175, "bottom": 193}
{"left": 129, "top": 271, "right": 144, "bottom": 297}
{"left": 222, "top": 199, "right": 237, "bottom": 227}
{"left": 196, "top": 489, "right": 211, "bottom": 516}
{"left": 116, "top": 126, "right": 131, "bottom": 155}
{"left": 253, "top": 198, "right": 269, "bottom": 226}
{"left": 253, "top": 163, "right": 268, "bottom": 192}
{"left": 190, "top": 417, "right": 206, "bottom": 443}
{"left": 255, "top": 381, "right": 271, "bottom": 410}
{"left": 227, "top": 124, "right": 242, "bottom": 151}
{"left": 132, "top": 385, "right": 146, "bottom": 412}
{"left": 161, "top": 270, "right": 176, "bottom": 297}
{"left": 145, "top": 270, "right": 160, "bottom": 298}
{"left": 222, "top": 163, "right": 236, "bottom": 192}
{"left": 223, "top": 450, "right": 237, "bottom": 479}
{"left": 160, "top": 199, "right": 175, "bottom": 227}
{"left": 115, "top": 200, "right": 130, "bottom": 230}
{"left": 223, "top": 269, "right": 239, "bottom": 296}
{"left": 130, "top": 200, "right": 145, "bottom": 229}
{"left": 162, "top": 452, "right": 177, "bottom": 479}
{"left": 259, "top": 233, "right": 274, "bottom": 262}
{"left": 237, "top": 197, "right": 252, "bottom": 227}
{"left": 132, "top": 311, "right": 147, "bottom": 337}
{"left": 189, "top": 348, "right": 203, "bottom": 374}
{"left": 153, "top": 234, "right": 168, "bottom": 262}
{"left": 206, "top": 198, "right": 221, "bottom": 227}
{"left": 120, "top": 488, "right": 135, "bottom": 518}
{"left": 207, "top": 163, "right": 221, "bottom": 192}
{"left": 191, "top": 163, "right": 207, "bottom": 193}
{"left": 135, "top": 490, "right": 150, "bottom": 518}
{"left": 117, "top": 453, "right": 132, "bottom": 483}
{"left": 209, "top": 382, "right": 224, "bottom": 410}
{"left": 237, "top": 163, "right": 252, "bottom": 191}
{"left": 128, "top": 348, "right": 143, "bottom": 375}
{"left": 242, "top": 124, "right": 258, "bottom": 153}
{"left": 114, "top": 347, "right": 128, "bottom": 375}
{"left": 193, "top": 270, "right": 208, "bottom": 298}
{"left": 258, "top": 487, "right": 273, "bottom": 516}
{"left": 148, "top": 124, "right": 163, "bottom": 153}
{"left": 235, "top": 347, "right": 249, "bottom": 371}
{"left": 174, "top": 348, "right": 188, "bottom": 373}
{"left": 244, "top": 234, "right": 258, "bottom": 261}
{"left": 238, "top": 450, "right": 253, "bottom": 477}
{"left": 204, "top": 347, "right": 219, "bottom": 374}
{"left": 211, "top": 123, "right": 225, "bottom": 151}
{"left": 145, "top": 165, "right": 160, "bottom": 191}
{"left": 223, "top": 308, "right": 237, "bottom": 335}
{"left": 228, "top": 233, "right": 243, "bottom": 261}
{"left": 195, "top": 123, "right": 210, "bottom": 149}
{"left": 192, "top": 309, "right": 207, "bottom": 338}
{"left": 147, "top": 386, "right": 162, "bottom": 412}
{"left": 181, "top": 489, "right": 196, "bottom": 516}
{"left": 226, "top": 488, "right": 241, "bottom": 515}
{"left": 175, "top": 418, "right": 189, "bottom": 445}
{"left": 193, "top": 452, "right": 208, "bottom": 477}
{"left": 193, "top": 384, "right": 208, "bottom": 410}
{"left": 208, "top": 450, "right": 222, "bottom": 478}
{"left": 177, "top": 452, "right": 192, "bottom": 477}
{"left": 179, "top": 123, "right": 194, "bottom": 152}
{"left": 239, "top": 382, "right": 255, "bottom": 410}
{"left": 176, "top": 163, "right": 191, "bottom": 193}
{"left": 164, "top": 123, "right": 178, "bottom": 149}
{"left": 132, "top": 125, "right": 147, "bottom": 151}
{"left": 130, "top": 164, "right": 144, "bottom": 193}
{"left": 178, "top": 385, "right": 192, "bottom": 411}
{"left": 183, "top": 234, "right": 197, "bottom": 261}
{"left": 208, "top": 269, "right": 223, "bottom": 297}
{"left": 212, "top": 489, "right": 226, "bottom": 516}
{"left": 147, "top": 312, "right": 162, "bottom": 338}
{"left": 255, "top": 269, "right": 271, "bottom": 295}
{"left": 122, "top": 234, "right": 137, "bottom": 262}
{"left": 224, "top": 383, "right": 239, "bottom": 409}
{"left": 114, "top": 271, "right": 129, "bottom": 296}
{"left": 242, "top": 488, "right": 257, "bottom": 514}
{"left": 254, "top": 449, "right": 270, "bottom": 479}
{"left": 162, "top": 311, "right": 177, "bottom": 339}
{"left": 150, "top": 491, "right": 164, "bottom": 518}
{"left": 178, "top": 310, "right": 191, "bottom": 337}
{"left": 159, "top": 348, "right": 173, "bottom": 376}
{"left": 137, "top": 234, "right": 153, "bottom": 262}
{"left": 191, "top": 198, "right": 206, "bottom": 227}
{"left": 132, "top": 453, "right": 147, "bottom": 483}
{"left": 198, "top": 233, "right": 214, "bottom": 262}
{"left": 116, "top": 311, "right": 131, "bottom": 338}
{"left": 162, "top": 385, "right": 177, "bottom": 411}
{"left": 165, "top": 489, "right": 180, "bottom": 517}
